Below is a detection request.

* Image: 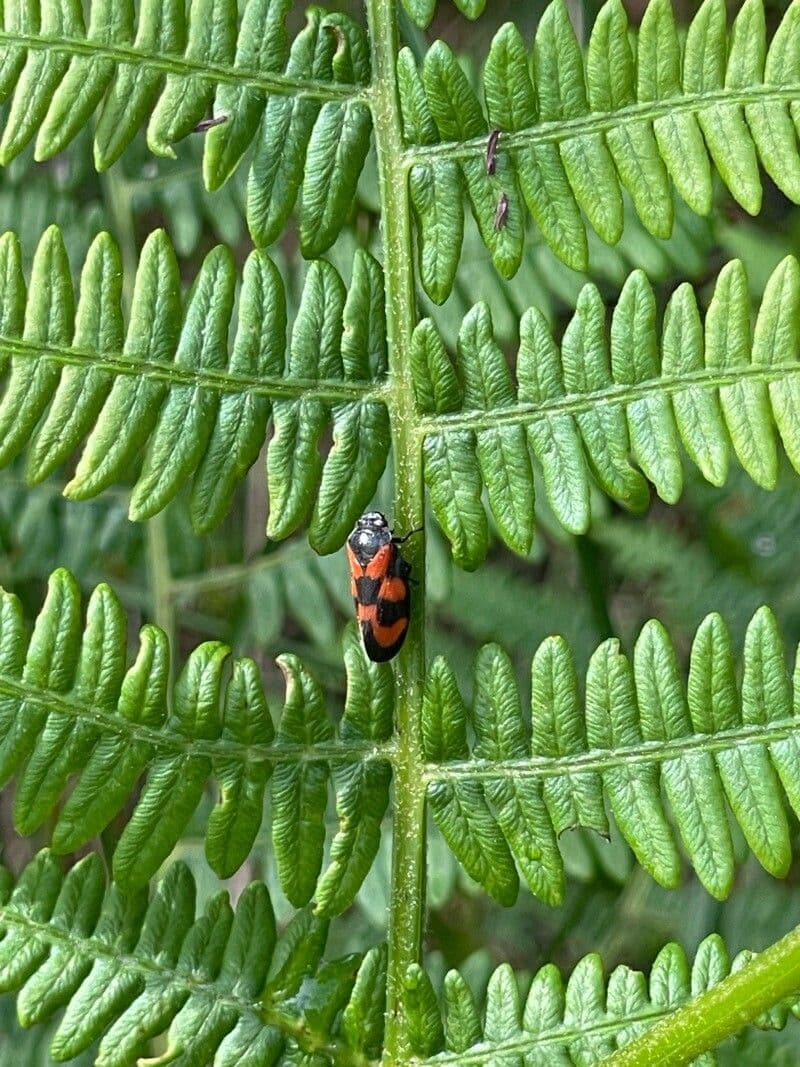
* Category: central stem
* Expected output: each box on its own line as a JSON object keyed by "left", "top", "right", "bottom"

{"left": 100, "top": 167, "right": 177, "bottom": 661}
{"left": 365, "top": 0, "right": 428, "bottom": 1062}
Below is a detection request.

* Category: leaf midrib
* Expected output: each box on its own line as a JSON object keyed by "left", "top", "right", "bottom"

{"left": 0, "top": 28, "right": 361, "bottom": 102}
{"left": 412, "top": 1003, "right": 685, "bottom": 1065}
{"left": 418, "top": 358, "right": 800, "bottom": 436}
{"left": 6, "top": 331, "right": 793, "bottom": 440}
{"left": 0, "top": 906, "right": 370, "bottom": 1067}
{"left": 0, "top": 673, "right": 395, "bottom": 766}
{"left": 9, "top": 655, "right": 793, "bottom": 795}
{"left": 425, "top": 717, "right": 800, "bottom": 782}
{"left": 0, "top": 334, "right": 383, "bottom": 404}
{"left": 405, "top": 83, "right": 800, "bottom": 165}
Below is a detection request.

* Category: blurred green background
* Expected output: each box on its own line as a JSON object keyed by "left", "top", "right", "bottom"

{"left": 2, "top": 0, "right": 800, "bottom": 1062}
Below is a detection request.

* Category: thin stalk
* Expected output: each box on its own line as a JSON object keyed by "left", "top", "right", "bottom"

{"left": 100, "top": 168, "right": 176, "bottom": 655}
{"left": 145, "top": 511, "right": 177, "bottom": 667}
{"left": 603, "top": 920, "right": 800, "bottom": 1066}
{"left": 169, "top": 540, "right": 311, "bottom": 601}
{"left": 0, "top": 29, "right": 361, "bottom": 102}
{"left": 0, "top": 334, "right": 381, "bottom": 404}
{"left": 0, "top": 671, "right": 394, "bottom": 764}
{"left": 422, "top": 710, "right": 800, "bottom": 781}
{"left": 416, "top": 359, "right": 800, "bottom": 436}
{"left": 573, "top": 535, "right": 614, "bottom": 641}
{"left": 405, "top": 83, "right": 800, "bottom": 165}
{"left": 99, "top": 169, "right": 137, "bottom": 312}
{"left": 365, "top": 0, "right": 428, "bottom": 1062}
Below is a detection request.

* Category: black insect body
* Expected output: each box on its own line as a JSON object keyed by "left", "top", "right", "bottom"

{"left": 346, "top": 512, "right": 419, "bottom": 662}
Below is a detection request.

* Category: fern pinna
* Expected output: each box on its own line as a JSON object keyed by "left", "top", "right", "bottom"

{"left": 2, "top": 0, "right": 800, "bottom": 1064}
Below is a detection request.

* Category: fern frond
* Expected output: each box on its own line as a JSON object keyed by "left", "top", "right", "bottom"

{"left": 245, "top": 8, "right": 372, "bottom": 255}
{"left": 414, "top": 256, "right": 800, "bottom": 567}
{"left": 403, "top": 936, "right": 799, "bottom": 1064}
{"left": 0, "top": 226, "right": 389, "bottom": 546}
{"left": 400, "top": 0, "right": 800, "bottom": 301}
{"left": 422, "top": 607, "right": 800, "bottom": 906}
{"left": 0, "top": 569, "right": 394, "bottom": 915}
{"left": 0, "top": 849, "right": 385, "bottom": 1066}
{"left": 0, "top": 2, "right": 371, "bottom": 254}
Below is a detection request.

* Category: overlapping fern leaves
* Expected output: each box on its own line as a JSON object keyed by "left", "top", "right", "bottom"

{"left": 7, "top": 232, "right": 800, "bottom": 564}
{"left": 0, "top": 0, "right": 371, "bottom": 256}
{"left": 416, "top": 256, "right": 800, "bottom": 566}
{"left": 2, "top": 0, "right": 800, "bottom": 1062}
{"left": 0, "top": 851, "right": 791, "bottom": 1067}
{"left": 402, "top": 937, "right": 800, "bottom": 1064}
{"left": 400, "top": 0, "right": 800, "bottom": 300}
{"left": 0, "top": 225, "right": 388, "bottom": 546}
{"left": 0, "top": 849, "right": 386, "bottom": 1066}
{"left": 6, "top": 0, "right": 797, "bottom": 277}
{"left": 7, "top": 568, "right": 800, "bottom": 923}
{"left": 0, "top": 569, "right": 394, "bottom": 916}
{"left": 423, "top": 607, "right": 800, "bottom": 907}
{"left": 419, "top": 194, "right": 715, "bottom": 351}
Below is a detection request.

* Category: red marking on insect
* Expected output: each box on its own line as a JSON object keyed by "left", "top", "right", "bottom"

{"left": 486, "top": 129, "right": 501, "bottom": 175}
{"left": 494, "top": 192, "right": 509, "bottom": 231}
{"left": 347, "top": 512, "right": 422, "bottom": 662}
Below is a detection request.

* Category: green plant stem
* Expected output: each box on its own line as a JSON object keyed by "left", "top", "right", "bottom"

{"left": 146, "top": 511, "right": 176, "bottom": 665}
{"left": 603, "top": 921, "right": 800, "bottom": 1066}
{"left": 366, "top": 0, "right": 428, "bottom": 1062}
{"left": 573, "top": 535, "right": 614, "bottom": 641}
{"left": 0, "top": 28, "right": 360, "bottom": 102}
{"left": 415, "top": 359, "right": 800, "bottom": 436}
{"left": 101, "top": 167, "right": 177, "bottom": 658}
{"left": 169, "top": 541, "right": 311, "bottom": 601}
{"left": 405, "top": 83, "right": 800, "bottom": 164}
{"left": 99, "top": 170, "right": 137, "bottom": 313}
{"left": 0, "top": 334, "right": 380, "bottom": 403}
{"left": 422, "top": 712, "right": 800, "bottom": 782}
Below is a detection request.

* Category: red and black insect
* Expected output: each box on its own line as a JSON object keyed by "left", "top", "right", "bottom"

{"left": 347, "top": 512, "right": 420, "bottom": 662}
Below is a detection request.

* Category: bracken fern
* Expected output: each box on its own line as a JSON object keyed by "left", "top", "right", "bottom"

{"left": 2, "top": 0, "right": 800, "bottom": 1065}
